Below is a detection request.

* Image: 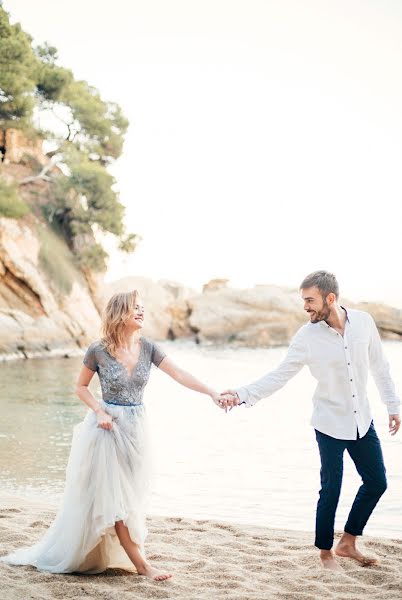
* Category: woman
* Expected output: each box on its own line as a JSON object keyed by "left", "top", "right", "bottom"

{"left": 0, "top": 290, "right": 227, "bottom": 581}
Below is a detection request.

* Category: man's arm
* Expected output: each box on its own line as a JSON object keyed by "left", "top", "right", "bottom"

{"left": 367, "top": 314, "right": 400, "bottom": 413}
{"left": 233, "top": 330, "right": 309, "bottom": 407}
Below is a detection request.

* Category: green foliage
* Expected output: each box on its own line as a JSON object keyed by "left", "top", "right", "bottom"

{"left": 0, "top": 7, "right": 37, "bottom": 124}
{"left": 37, "top": 224, "right": 81, "bottom": 294}
{"left": 74, "top": 242, "right": 108, "bottom": 272}
{"left": 59, "top": 81, "right": 128, "bottom": 162}
{"left": 35, "top": 43, "right": 73, "bottom": 103}
{"left": 0, "top": 177, "right": 30, "bottom": 218}
{"left": 118, "top": 232, "right": 141, "bottom": 253}
{"left": 52, "top": 149, "right": 124, "bottom": 238}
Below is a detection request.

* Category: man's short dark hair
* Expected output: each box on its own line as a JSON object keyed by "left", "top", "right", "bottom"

{"left": 300, "top": 270, "right": 339, "bottom": 300}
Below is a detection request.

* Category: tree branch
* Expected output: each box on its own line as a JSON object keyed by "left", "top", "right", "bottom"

{"left": 19, "top": 160, "right": 56, "bottom": 185}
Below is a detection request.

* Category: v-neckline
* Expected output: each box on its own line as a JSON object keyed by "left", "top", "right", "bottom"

{"left": 109, "top": 336, "right": 144, "bottom": 378}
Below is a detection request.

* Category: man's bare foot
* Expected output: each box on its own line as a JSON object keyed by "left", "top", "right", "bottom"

{"left": 335, "top": 540, "right": 378, "bottom": 566}
{"left": 320, "top": 550, "right": 343, "bottom": 571}
{"left": 137, "top": 563, "right": 173, "bottom": 581}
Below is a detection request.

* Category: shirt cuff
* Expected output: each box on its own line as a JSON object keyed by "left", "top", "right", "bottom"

{"left": 235, "top": 387, "right": 253, "bottom": 407}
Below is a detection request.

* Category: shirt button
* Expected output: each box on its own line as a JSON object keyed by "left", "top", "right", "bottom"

{"left": 354, "top": 410, "right": 357, "bottom": 413}
{"left": 348, "top": 362, "right": 350, "bottom": 365}
{"left": 353, "top": 395, "right": 355, "bottom": 397}
{"left": 350, "top": 378, "right": 353, "bottom": 382}
{"left": 345, "top": 346, "right": 348, "bottom": 349}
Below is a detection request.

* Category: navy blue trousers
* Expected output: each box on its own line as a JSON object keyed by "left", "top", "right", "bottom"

{"left": 314, "top": 421, "right": 387, "bottom": 550}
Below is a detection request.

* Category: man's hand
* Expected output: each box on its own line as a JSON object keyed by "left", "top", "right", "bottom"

{"left": 220, "top": 389, "right": 240, "bottom": 411}
{"left": 389, "top": 414, "right": 400, "bottom": 436}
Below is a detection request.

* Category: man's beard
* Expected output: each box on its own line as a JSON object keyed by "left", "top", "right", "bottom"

{"left": 309, "top": 299, "right": 331, "bottom": 323}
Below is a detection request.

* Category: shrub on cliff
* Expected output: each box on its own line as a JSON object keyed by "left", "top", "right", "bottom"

{"left": 37, "top": 224, "right": 82, "bottom": 295}
{"left": 0, "top": 177, "right": 30, "bottom": 218}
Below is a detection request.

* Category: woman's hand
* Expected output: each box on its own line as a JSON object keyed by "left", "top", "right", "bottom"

{"left": 95, "top": 409, "right": 114, "bottom": 430}
{"left": 210, "top": 392, "right": 236, "bottom": 411}
{"left": 210, "top": 392, "right": 225, "bottom": 409}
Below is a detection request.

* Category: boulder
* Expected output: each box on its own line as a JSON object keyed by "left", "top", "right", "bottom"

{"left": 105, "top": 277, "right": 196, "bottom": 340}
{"left": 189, "top": 284, "right": 307, "bottom": 346}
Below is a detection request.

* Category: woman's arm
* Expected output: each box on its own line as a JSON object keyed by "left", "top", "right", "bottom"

{"left": 75, "top": 366, "right": 113, "bottom": 430}
{"left": 157, "top": 357, "right": 225, "bottom": 409}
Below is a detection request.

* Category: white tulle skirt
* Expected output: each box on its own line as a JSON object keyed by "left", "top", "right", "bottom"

{"left": 0, "top": 400, "right": 151, "bottom": 574}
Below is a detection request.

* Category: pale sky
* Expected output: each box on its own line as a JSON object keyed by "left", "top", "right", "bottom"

{"left": 4, "top": 0, "right": 402, "bottom": 306}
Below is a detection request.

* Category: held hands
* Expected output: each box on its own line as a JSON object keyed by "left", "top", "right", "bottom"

{"left": 389, "top": 414, "right": 401, "bottom": 436}
{"left": 220, "top": 389, "right": 241, "bottom": 411}
{"left": 210, "top": 390, "right": 240, "bottom": 412}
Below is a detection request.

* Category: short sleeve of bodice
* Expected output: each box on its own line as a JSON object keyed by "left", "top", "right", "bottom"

{"left": 151, "top": 341, "right": 166, "bottom": 367}
{"left": 83, "top": 342, "right": 99, "bottom": 372}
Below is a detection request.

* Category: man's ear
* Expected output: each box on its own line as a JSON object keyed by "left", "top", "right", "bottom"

{"left": 326, "top": 292, "right": 336, "bottom": 306}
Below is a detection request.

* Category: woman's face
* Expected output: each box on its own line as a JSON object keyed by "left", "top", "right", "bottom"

{"left": 124, "top": 298, "right": 145, "bottom": 330}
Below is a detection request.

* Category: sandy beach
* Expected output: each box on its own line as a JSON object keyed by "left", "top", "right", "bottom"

{"left": 0, "top": 495, "right": 401, "bottom": 600}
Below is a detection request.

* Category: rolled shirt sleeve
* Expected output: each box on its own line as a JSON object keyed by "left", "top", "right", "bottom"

{"left": 367, "top": 314, "right": 400, "bottom": 415}
{"left": 235, "top": 330, "right": 308, "bottom": 407}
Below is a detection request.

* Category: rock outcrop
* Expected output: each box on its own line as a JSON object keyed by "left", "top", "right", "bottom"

{"left": 106, "top": 277, "right": 195, "bottom": 341}
{"left": 105, "top": 278, "right": 402, "bottom": 348}
{"left": 188, "top": 284, "right": 402, "bottom": 346}
{"left": 188, "top": 284, "right": 307, "bottom": 346}
{"left": 0, "top": 217, "right": 101, "bottom": 359}
{"left": 1, "top": 218, "right": 401, "bottom": 359}
{"left": 0, "top": 129, "right": 48, "bottom": 166}
{"left": 353, "top": 302, "right": 402, "bottom": 340}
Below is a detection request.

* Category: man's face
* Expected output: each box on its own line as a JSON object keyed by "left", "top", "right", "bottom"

{"left": 301, "top": 286, "right": 331, "bottom": 323}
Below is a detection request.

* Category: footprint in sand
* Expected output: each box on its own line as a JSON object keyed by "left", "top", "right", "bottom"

{"left": 213, "top": 523, "right": 238, "bottom": 534}
{"left": 188, "top": 559, "right": 208, "bottom": 570}
{"left": 166, "top": 517, "right": 182, "bottom": 524}
{"left": 208, "top": 578, "right": 242, "bottom": 590}
{"left": 0, "top": 509, "right": 22, "bottom": 518}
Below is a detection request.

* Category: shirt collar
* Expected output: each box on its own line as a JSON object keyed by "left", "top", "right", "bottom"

{"left": 341, "top": 305, "right": 350, "bottom": 323}
{"left": 317, "top": 305, "right": 350, "bottom": 329}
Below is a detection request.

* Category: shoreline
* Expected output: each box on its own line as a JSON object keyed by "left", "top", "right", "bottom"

{"left": 1, "top": 337, "right": 402, "bottom": 364}
{"left": 1, "top": 495, "right": 401, "bottom": 600}
{"left": 0, "top": 346, "right": 85, "bottom": 363}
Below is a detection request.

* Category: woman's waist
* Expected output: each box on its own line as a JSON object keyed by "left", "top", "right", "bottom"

{"left": 101, "top": 397, "right": 144, "bottom": 407}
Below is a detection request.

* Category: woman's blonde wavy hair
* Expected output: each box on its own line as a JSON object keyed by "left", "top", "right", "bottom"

{"left": 101, "top": 290, "right": 139, "bottom": 357}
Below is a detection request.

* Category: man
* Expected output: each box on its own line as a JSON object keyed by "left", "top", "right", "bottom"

{"left": 221, "top": 270, "right": 400, "bottom": 570}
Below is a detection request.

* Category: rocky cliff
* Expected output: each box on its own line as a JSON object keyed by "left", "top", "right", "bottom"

{"left": 0, "top": 217, "right": 101, "bottom": 359}
{"left": 0, "top": 128, "right": 105, "bottom": 360}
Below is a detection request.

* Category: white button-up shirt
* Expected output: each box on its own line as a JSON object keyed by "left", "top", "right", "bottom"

{"left": 236, "top": 307, "right": 400, "bottom": 440}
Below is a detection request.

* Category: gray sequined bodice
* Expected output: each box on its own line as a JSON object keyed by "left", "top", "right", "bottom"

{"left": 83, "top": 336, "right": 166, "bottom": 406}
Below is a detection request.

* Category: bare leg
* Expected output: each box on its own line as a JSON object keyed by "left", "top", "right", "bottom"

{"left": 114, "top": 520, "right": 173, "bottom": 581}
{"left": 335, "top": 531, "right": 378, "bottom": 566}
{"left": 319, "top": 549, "right": 343, "bottom": 571}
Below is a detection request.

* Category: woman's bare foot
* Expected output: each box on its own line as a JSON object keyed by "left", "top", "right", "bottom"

{"left": 114, "top": 520, "right": 173, "bottom": 581}
{"left": 320, "top": 550, "right": 343, "bottom": 571}
{"left": 335, "top": 541, "right": 378, "bottom": 566}
{"left": 137, "top": 563, "right": 173, "bottom": 581}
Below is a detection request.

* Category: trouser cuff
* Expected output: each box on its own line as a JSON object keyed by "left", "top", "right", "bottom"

{"left": 314, "top": 540, "right": 333, "bottom": 550}
{"left": 344, "top": 525, "right": 363, "bottom": 537}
